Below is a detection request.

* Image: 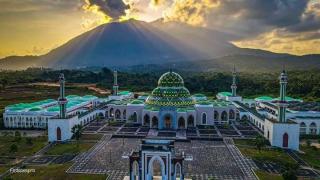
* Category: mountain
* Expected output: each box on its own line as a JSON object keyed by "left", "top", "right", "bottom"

{"left": 0, "top": 19, "right": 319, "bottom": 71}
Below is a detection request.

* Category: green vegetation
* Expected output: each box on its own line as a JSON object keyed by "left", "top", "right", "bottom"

{"left": 234, "top": 139, "right": 256, "bottom": 147}
{"left": 80, "top": 134, "right": 103, "bottom": 141}
{"left": 7, "top": 163, "right": 107, "bottom": 180}
{"left": 299, "top": 145, "right": 320, "bottom": 170}
{"left": 0, "top": 136, "right": 47, "bottom": 157}
{"left": 255, "top": 170, "right": 283, "bottom": 180}
{"left": 45, "top": 142, "right": 95, "bottom": 155}
{"left": 238, "top": 147, "right": 296, "bottom": 167}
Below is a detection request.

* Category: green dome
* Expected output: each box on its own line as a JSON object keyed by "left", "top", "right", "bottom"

{"left": 29, "top": 107, "right": 42, "bottom": 112}
{"left": 130, "top": 100, "right": 144, "bottom": 104}
{"left": 146, "top": 71, "right": 194, "bottom": 107}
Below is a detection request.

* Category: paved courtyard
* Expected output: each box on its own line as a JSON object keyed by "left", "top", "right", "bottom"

{"left": 67, "top": 135, "right": 257, "bottom": 180}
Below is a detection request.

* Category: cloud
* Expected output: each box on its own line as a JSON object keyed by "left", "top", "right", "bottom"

{"left": 161, "top": 0, "right": 220, "bottom": 26}
{"left": 83, "top": 0, "right": 130, "bottom": 20}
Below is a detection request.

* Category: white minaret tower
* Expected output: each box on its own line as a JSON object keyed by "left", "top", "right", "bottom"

{"left": 58, "top": 73, "right": 68, "bottom": 119}
{"left": 113, "top": 70, "right": 119, "bottom": 96}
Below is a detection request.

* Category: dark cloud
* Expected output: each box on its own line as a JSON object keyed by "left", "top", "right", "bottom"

{"left": 206, "top": 0, "right": 319, "bottom": 39}
{"left": 84, "top": 0, "right": 130, "bottom": 19}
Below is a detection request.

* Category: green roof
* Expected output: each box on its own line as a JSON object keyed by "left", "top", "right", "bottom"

{"left": 47, "top": 106, "right": 60, "bottom": 112}
{"left": 254, "top": 96, "right": 274, "bottom": 101}
{"left": 130, "top": 100, "right": 144, "bottom": 104}
{"left": 28, "top": 107, "right": 42, "bottom": 112}
{"left": 197, "top": 101, "right": 212, "bottom": 105}
{"left": 273, "top": 96, "right": 302, "bottom": 102}
{"left": 118, "top": 91, "right": 131, "bottom": 95}
{"left": 193, "top": 93, "right": 206, "bottom": 97}
{"left": 218, "top": 92, "right": 232, "bottom": 96}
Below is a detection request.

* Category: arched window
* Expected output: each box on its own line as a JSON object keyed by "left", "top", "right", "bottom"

{"left": 221, "top": 111, "right": 228, "bottom": 121}
{"left": 56, "top": 127, "right": 61, "bottom": 141}
{"left": 283, "top": 133, "right": 289, "bottom": 148}
{"left": 130, "top": 112, "right": 138, "bottom": 122}
{"left": 187, "top": 115, "right": 194, "bottom": 127}
{"left": 202, "top": 113, "right": 207, "bottom": 124}
{"left": 175, "top": 163, "right": 182, "bottom": 179}
{"left": 214, "top": 111, "right": 219, "bottom": 120}
{"left": 229, "top": 110, "right": 235, "bottom": 119}
{"left": 300, "top": 122, "right": 306, "bottom": 135}
{"left": 123, "top": 110, "right": 126, "bottom": 119}
{"left": 309, "top": 122, "right": 317, "bottom": 135}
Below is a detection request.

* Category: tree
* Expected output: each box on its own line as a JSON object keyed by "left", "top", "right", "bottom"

{"left": 14, "top": 131, "right": 21, "bottom": 142}
{"left": 26, "top": 137, "right": 33, "bottom": 146}
{"left": 9, "top": 144, "right": 18, "bottom": 153}
{"left": 0, "top": 79, "right": 8, "bottom": 89}
{"left": 71, "top": 124, "right": 83, "bottom": 141}
{"left": 282, "top": 163, "right": 299, "bottom": 180}
{"left": 254, "top": 135, "right": 266, "bottom": 151}
{"left": 306, "top": 139, "right": 311, "bottom": 147}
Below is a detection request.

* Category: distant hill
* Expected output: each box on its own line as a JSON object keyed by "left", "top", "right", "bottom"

{"left": 0, "top": 19, "right": 319, "bottom": 72}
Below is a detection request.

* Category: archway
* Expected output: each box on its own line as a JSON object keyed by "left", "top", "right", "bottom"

{"left": 152, "top": 117, "right": 158, "bottom": 128}
{"left": 144, "top": 114, "right": 150, "bottom": 126}
{"left": 109, "top": 108, "right": 114, "bottom": 117}
{"left": 202, "top": 113, "right": 207, "bottom": 124}
{"left": 221, "top": 111, "right": 228, "bottom": 121}
{"left": 283, "top": 133, "right": 289, "bottom": 148}
{"left": 164, "top": 114, "right": 172, "bottom": 129}
{"left": 131, "top": 112, "right": 138, "bottom": 122}
{"left": 229, "top": 110, "right": 235, "bottom": 119}
{"left": 175, "top": 163, "right": 182, "bottom": 179}
{"left": 214, "top": 111, "right": 219, "bottom": 120}
{"left": 241, "top": 115, "right": 248, "bottom": 121}
{"left": 178, "top": 117, "right": 185, "bottom": 129}
{"left": 309, "top": 122, "right": 317, "bottom": 135}
{"left": 300, "top": 122, "right": 306, "bottom": 135}
{"left": 56, "top": 127, "right": 61, "bottom": 141}
{"left": 132, "top": 161, "right": 139, "bottom": 180}
{"left": 187, "top": 115, "right": 194, "bottom": 127}
{"left": 123, "top": 110, "right": 126, "bottom": 119}
{"left": 148, "top": 156, "right": 165, "bottom": 179}
{"left": 115, "top": 109, "right": 121, "bottom": 119}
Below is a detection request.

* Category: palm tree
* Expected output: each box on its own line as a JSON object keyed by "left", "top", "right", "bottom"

{"left": 71, "top": 124, "right": 83, "bottom": 151}
{"left": 71, "top": 124, "right": 83, "bottom": 141}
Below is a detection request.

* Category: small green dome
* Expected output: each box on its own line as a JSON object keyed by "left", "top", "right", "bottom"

{"left": 158, "top": 71, "right": 184, "bottom": 87}
{"left": 130, "top": 100, "right": 144, "bottom": 104}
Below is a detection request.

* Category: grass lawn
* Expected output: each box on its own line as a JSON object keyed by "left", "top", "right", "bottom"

{"left": 0, "top": 165, "right": 10, "bottom": 174}
{"left": 45, "top": 141, "right": 95, "bottom": 155}
{"left": 7, "top": 163, "right": 107, "bottom": 180}
{"left": 234, "top": 139, "right": 256, "bottom": 147}
{"left": 0, "top": 136, "right": 47, "bottom": 157}
{"left": 238, "top": 147, "right": 296, "bottom": 167}
{"left": 80, "top": 134, "right": 103, "bottom": 141}
{"left": 255, "top": 170, "right": 283, "bottom": 180}
{"left": 299, "top": 145, "right": 320, "bottom": 170}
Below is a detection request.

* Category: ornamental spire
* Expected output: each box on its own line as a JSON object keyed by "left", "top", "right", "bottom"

{"left": 58, "top": 73, "right": 67, "bottom": 119}
{"left": 113, "top": 70, "right": 119, "bottom": 96}
{"left": 231, "top": 65, "right": 237, "bottom": 97}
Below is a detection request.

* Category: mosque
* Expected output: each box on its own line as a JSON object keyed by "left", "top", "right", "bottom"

{"left": 3, "top": 68, "right": 320, "bottom": 150}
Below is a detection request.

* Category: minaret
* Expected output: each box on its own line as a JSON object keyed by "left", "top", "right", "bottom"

{"left": 231, "top": 65, "right": 237, "bottom": 97}
{"left": 278, "top": 69, "right": 288, "bottom": 122}
{"left": 58, "top": 73, "right": 67, "bottom": 119}
{"left": 113, "top": 70, "right": 119, "bottom": 96}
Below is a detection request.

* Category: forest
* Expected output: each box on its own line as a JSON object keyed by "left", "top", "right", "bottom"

{"left": 0, "top": 67, "right": 319, "bottom": 101}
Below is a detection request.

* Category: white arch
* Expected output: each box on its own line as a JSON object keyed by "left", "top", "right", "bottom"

{"left": 148, "top": 155, "right": 166, "bottom": 180}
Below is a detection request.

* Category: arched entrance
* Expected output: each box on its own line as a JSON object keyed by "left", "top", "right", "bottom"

{"left": 175, "top": 163, "right": 182, "bottom": 180}
{"left": 148, "top": 156, "right": 166, "bottom": 179}
{"left": 221, "top": 111, "right": 228, "bottom": 121}
{"left": 152, "top": 117, "right": 158, "bottom": 128}
{"left": 132, "top": 161, "right": 139, "bottom": 180}
{"left": 187, "top": 115, "right": 194, "bottom": 127}
{"left": 178, "top": 117, "right": 185, "bottom": 129}
{"left": 283, "top": 133, "right": 289, "bottom": 148}
{"left": 56, "top": 127, "right": 61, "bottom": 141}
{"left": 144, "top": 114, "right": 150, "bottom": 126}
{"left": 164, "top": 114, "right": 172, "bottom": 129}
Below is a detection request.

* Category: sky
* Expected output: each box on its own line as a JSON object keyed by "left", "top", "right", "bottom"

{"left": 0, "top": 0, "right": 319, "bottom": 58}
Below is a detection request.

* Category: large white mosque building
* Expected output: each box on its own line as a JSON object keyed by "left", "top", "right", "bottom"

{"left": 3, "top": 69, "right": 320, "bottom": 150}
